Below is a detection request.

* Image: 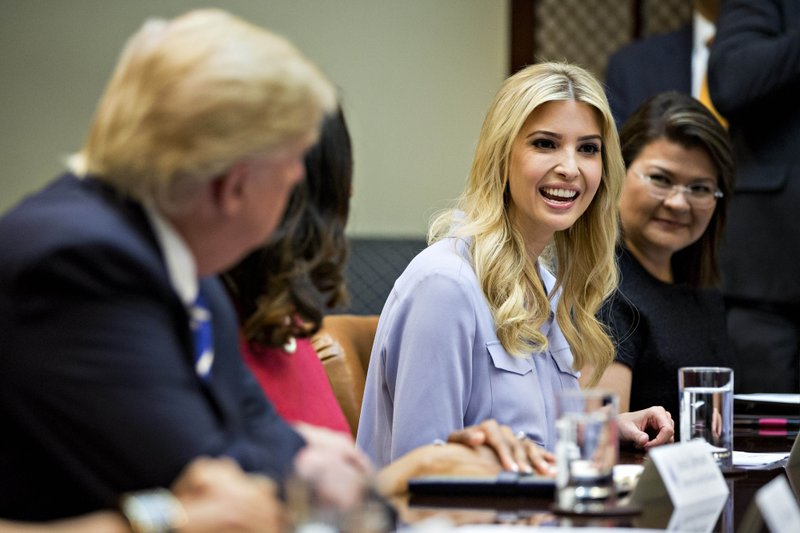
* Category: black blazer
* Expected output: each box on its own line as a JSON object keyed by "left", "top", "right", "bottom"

{"left": 0, "top": 174, "right": 304, "bottom": 520}
{"left": 708, "top": 0, "right": 800, "bottom": 302}
{"left": 708, "top": 0, "right": 800, "bottom": 192}
{"left": 605, "top": 25, "right": 692, "bottom": 129}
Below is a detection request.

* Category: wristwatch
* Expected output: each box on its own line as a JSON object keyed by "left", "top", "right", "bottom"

{"left": 119, "top": 488, "right": 188, "bottom": 533}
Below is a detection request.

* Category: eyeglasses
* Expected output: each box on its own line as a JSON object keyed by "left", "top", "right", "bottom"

{"left": 635, "top": 172, "right": 723, "bottom": 208}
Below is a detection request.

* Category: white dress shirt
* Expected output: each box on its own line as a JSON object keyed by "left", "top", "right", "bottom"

{"left": 691, "top": 11, "right": 717, "bottom": 98}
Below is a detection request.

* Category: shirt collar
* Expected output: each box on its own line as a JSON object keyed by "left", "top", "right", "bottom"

{"left": 143, "top": 203, "right": 198, "bottom": 307}
{"left": 693, "top": 10, "right": 716, "bottom": 52}
{"left": 691, "top": 11, "right": 717, "bottom": 97}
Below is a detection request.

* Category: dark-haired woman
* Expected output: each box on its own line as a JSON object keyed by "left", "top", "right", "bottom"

{"left": 597, "top": 92, "right": 735, "bottom": 424}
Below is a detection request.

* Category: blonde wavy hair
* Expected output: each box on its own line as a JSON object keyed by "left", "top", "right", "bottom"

{"left": 68, "top": 9, "right": 335, "bottom": 213}
{"left": 429, "top": 62, "right": 624, "bottom": 385}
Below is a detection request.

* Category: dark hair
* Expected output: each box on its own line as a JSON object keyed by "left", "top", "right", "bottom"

{"left": 223, "top": 108, "right": 352, "bottom": 346}
{"left": 619, "top": 92, "right": 734, "bottom": 287}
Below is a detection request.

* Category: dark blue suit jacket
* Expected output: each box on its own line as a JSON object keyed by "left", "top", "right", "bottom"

{"left": 708, "top": 0, "right": 800, "bottom": 302}
{"left": 0, "top": 174, "right": 305, "bottom": 520}
{"left": 605, "top": 25, "right": 692, "bottom": 129}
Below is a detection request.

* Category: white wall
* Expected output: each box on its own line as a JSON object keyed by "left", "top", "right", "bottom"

{"left": 0, "top": 0, "right": 508, "bottom": 237}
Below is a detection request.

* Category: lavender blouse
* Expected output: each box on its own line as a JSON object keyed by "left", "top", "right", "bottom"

{"left": 356, "top": 236, "right": 580, "bottom": 468}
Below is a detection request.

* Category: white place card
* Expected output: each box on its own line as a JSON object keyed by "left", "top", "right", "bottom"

{"left": 756, "top": 476, "right": 800, "bottom": 533}
{"left": 632, "top": 440, "right": 729, "bottom": 509}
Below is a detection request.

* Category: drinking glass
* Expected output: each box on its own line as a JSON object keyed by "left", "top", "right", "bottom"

{"left": 555, "top": 389, "right": 619, "bottom": 512}
{"left": 678, "top": 366, "right": 734, "bottom": 468}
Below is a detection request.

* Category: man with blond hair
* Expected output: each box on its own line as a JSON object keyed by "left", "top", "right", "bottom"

{"left": 0, "top": 9, "right": 368, "bottom": 522}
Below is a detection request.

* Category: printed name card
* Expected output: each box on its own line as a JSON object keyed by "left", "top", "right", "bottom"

{"left": 631, "top": 441, "right": 729, "bottom": 533}
{"left": 756, "top": 476, "right": 800, "bottom": 533}
{"left": 633, "top": 440, "right": 729, "bottom": 507}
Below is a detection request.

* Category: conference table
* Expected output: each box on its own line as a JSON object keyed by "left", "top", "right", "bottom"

{"left": 393, "top": 397, "right": 799, "bottom": 531}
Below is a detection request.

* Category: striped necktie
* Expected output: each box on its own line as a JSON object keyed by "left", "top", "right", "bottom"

{"left": 189, "top": 289, "right": 214, "bottom": 380}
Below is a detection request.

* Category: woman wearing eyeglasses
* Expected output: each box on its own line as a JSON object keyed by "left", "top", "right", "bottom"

{"left": 595, "top": 91, "right": 735, "bottom": 429}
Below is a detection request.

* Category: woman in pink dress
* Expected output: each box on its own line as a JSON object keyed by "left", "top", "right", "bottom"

{"left": 224, "top": 108, "right": 354, "bottom": 435}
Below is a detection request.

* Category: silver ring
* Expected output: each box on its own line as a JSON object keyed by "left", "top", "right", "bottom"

{"left": 515, "top": 431, "right": 529, "bottom": 442}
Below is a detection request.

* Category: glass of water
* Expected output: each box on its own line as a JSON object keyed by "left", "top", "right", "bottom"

{"left": 678, "top": 366, "right": 734, "bottom": 468}
{"left": 554, "top": 389, "right": 619, "bottom": 513}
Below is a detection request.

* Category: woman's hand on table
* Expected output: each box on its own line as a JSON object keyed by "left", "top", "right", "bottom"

{"left": 446, "top": 419, "right": 556, "bottom": 476}
{"left": 618, "top": 406, "right": 675, "bottom": 449}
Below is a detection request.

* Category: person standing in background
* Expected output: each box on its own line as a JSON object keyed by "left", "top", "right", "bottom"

{"left": 605, "top": 0, "right": 722, "bottom": 129}
{"left": 708, "top": 0, "right": 800, "bottom": 393}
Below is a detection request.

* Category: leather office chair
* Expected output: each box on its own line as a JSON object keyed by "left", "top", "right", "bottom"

{"left": 312, "top": 314, "right": 379, "bottom": 437}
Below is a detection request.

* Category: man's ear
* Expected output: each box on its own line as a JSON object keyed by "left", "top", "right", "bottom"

{"left": 214, "top": 161, "right": 249, "bottom": 216}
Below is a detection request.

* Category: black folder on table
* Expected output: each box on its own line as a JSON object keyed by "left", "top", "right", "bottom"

{"left": 734, "top": 393, "right": 800, "bottom": 417}
{"left": 408, "top": 471, "right": 556, "bottom": 498}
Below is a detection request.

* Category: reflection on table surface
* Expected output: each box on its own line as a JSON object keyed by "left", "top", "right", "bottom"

{"left": 395, "top": 409, "right": 798, "bottom": 532}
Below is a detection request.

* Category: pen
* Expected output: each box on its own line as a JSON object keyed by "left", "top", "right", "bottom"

{"left": 734, "top": 416, "right": 800, "bottom": 428}
{"left": 735, "top": 427, "right": 798, "bottom": 438}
